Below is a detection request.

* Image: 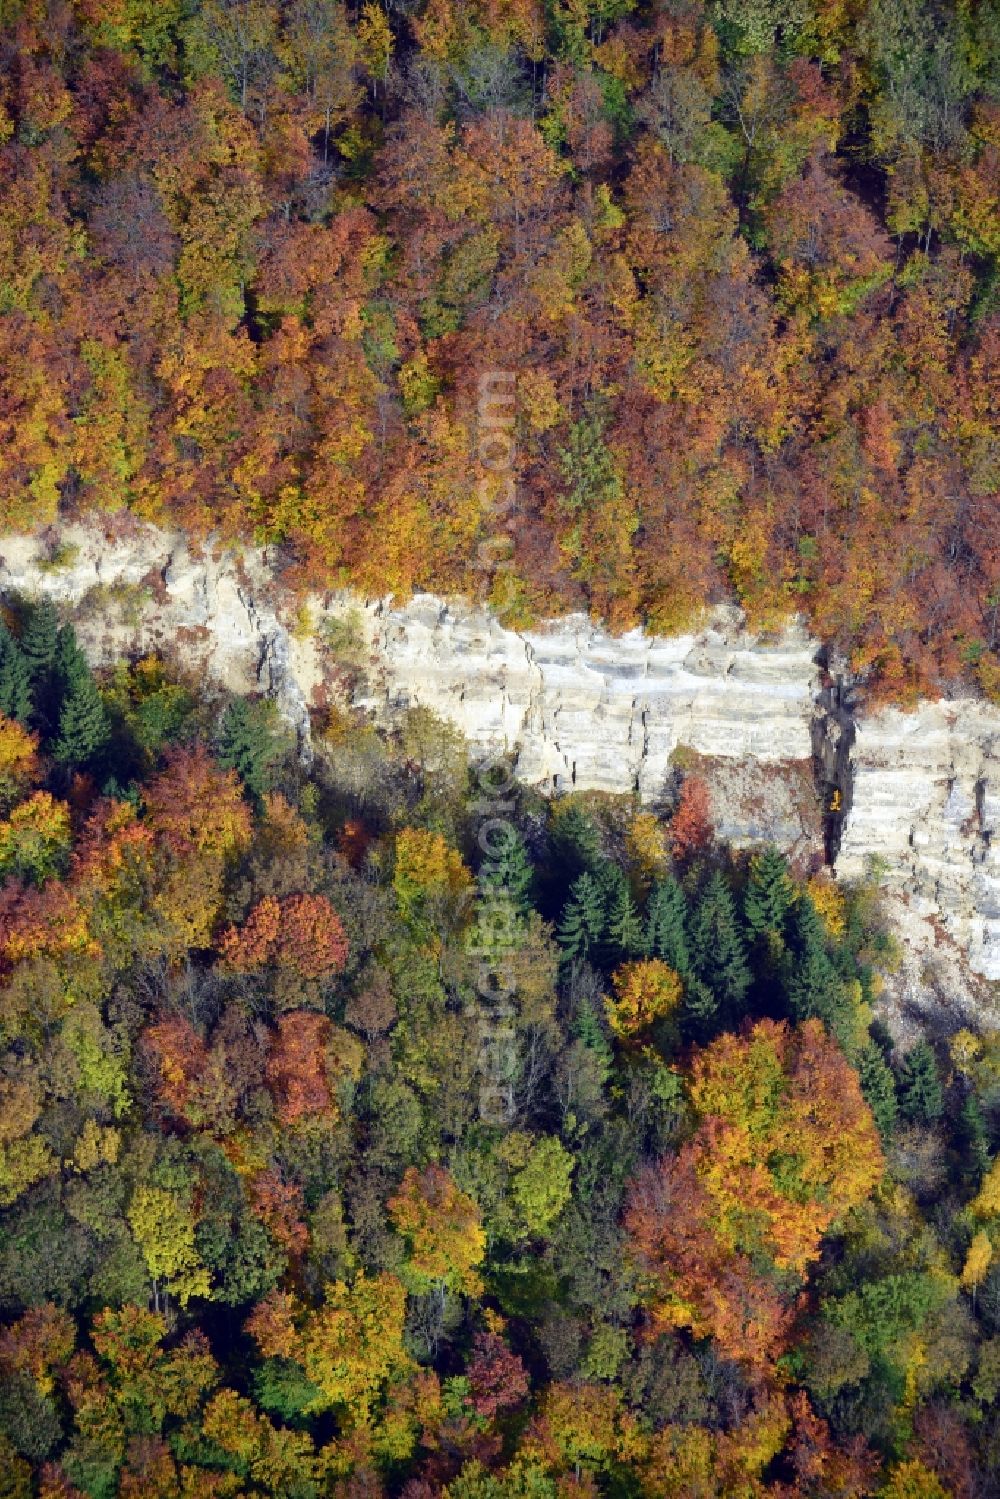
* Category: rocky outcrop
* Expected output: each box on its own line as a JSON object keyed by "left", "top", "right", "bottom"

{"left": 838, "top": 702, "right": 1000, "bottom": 984}
{"left": 0, "top": 523, "right": 314, "bottom": 757}
{"left": 0, "top": 524, "right": 827, "bottom": 859}
{"left": 0, "top": 520, "right": 998, "bottom": 992}
{"left": 353, "top": 590, "right": 818, "bottom": 775}
{"left": 333, "top": 593, "right": 825, "bottom": 860}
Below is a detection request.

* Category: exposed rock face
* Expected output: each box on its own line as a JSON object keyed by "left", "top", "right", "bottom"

{"left": 0, "top": 520, "right": 998, "bottom": 991}
{"left": 838, "top": 702, "right": 1000, "bottom": 984}
{"left": 0, "top": 523, "right": 314, "bottom": 757}
{"left": 333, "top": 593, "right": 825, "bottom": 861}
{"left": 0, "top": 527, "right": 826, "bottom": 860}
{"left": 354, "top": 592, "right": 819, "bottom": 781}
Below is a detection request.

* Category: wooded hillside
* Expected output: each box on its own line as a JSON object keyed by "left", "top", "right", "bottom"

{"left": 0, "top": 0, "right": 997, "bottom": 699}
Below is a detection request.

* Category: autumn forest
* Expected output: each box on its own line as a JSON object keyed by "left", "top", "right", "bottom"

{"left": 1, "top": 1, "right": 1000, "bottom": 1497}
{"left": 0, "top": 586, "right": 990, "bottom": 1497}
{"left": 0, "top": 0, "right": 998, "bottom": 698}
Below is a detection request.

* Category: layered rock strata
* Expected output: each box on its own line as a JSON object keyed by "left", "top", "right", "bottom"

{"left": 837, "top": 702, "right": 1000, "bottom": 983}
{"left": 0, "top": 520, "right": 996, "bottom": 986}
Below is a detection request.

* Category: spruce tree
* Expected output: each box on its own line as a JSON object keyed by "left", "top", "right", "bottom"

{"left": 550, "top": 802, "right": 603, "bottom": 881}
{"left": 55, "top": 622, "right": 88, "bottom": 684}
{"left": 786, "top": 942, "right": 844, "bottom": 1029}
{"left": 784, "top": 894, "right": 848, "bottom": 1035}
{"left": 575, "top": 994, "right": 613, "bottom": 1069}
{"left": 606, "top": 880, "right": 646, "bottom": 961}
{"left": 0, "top": 624, "right": 32, "bottom": 724}
{"left": 20, "top": 598, "right": 60, "bottom": 679}
{"left": 646, "top": 877, "right": 691, "bottom": 974}
{"left": 21, "top": 599, "right": 61, "bottom": 733}
{"left": 897, "top": 1040, "right": 944, "bottom": 1125}
{"left": 54, "top": 667, "right": 111, "bottom": 766}
{"left": 479, "top": 823, "right": 534, "bottom": 913}
{"left": 788, "top": 891, "right": 827, "bottom": 957}
{"left": 593, "top": 863, "right": 638, "bottom": 963}
{"left": 744, "top": 846, "right": 794, "bottom": 939}
{"left": 858, "top": 1041, "right": 898, "bottom": 1142}
{"left": 689, "top": 871, "right": 750, "bottom": 1021}
{"left": 957, "top": 1093, "right": 990, "bottom": 1182}
{"left": 680, "top": 975, "right": 721, "bottom": 1044}
{"left": 557, "top": 872, "right": 606, "bottom": 960}
{"left": 217, "top": 698, "right": 283, "bottom": 804}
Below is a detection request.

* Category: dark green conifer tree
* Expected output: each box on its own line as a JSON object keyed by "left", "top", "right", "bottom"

{"left": 53, "top": 666, "right": 111, "bottom": 766}
{"left": 558, "top": 872, "right": 607, "bottom": 960}
{"left": 55, "top": 622, "right": 88, "bottom": 682}
{"left": 574, "top": 994, "right": 613, "bottom": 1068}
{"left": 20, "top": 599, "right": 61, "bottom": 734}
{"left": 479, "top": 823, "right": 534, "bottom": 914}
{"left": 0, "top": 624, "right": 32, "bottom": 725}
{"left": 550, "top": 802, "right": 603, "bottom": 882}
{"left": 217, "top": 698, "right": 283, "bottom": 804}
{"left": 744, "top": 845, "right": 794, "bottom": 939}
{"left": 20, "top": 599, "right": 60, "bottom": 679}
{"left": 858, "top": 1041, "right": 898, "bottom": 1142}
{"left": 680, "top": 975, "right": 721, "bottom": 1044}
{"left": 689, "top": 871, "right": 750, "bottom": 1021}
{"left": 606, "top": 880, "right": 646, "bottom": 961}
{"left": 646, "top": 877, "right": 691, "bottom": 974}
{"left": 957, "top": 1093, "right": 990, "bottom": 1183}
{"left": 784, "top": 895, "right": 849, "bottom": 1037}
{"left": 897, "top": 1040, "right": 944, "bottom": 1125}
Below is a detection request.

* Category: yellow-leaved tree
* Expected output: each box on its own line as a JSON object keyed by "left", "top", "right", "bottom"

{"left": 127, "top": 1185, "right": 211, "bottom": 1308}
{"left": 393, "top": 827, "right": 473, "bottom": 947}
{"left": 245, "top": 1272, "right": 412, "bottom": 1423}
{"left": 389, "top": 1163, "right": 485, "bottom": 1295}
{"left": 607, "top": 959, "right": 683, "bottom": 1044}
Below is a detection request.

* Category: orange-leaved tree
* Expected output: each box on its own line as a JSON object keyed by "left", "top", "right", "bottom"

{"left": 143, "top": 746, "right": 252, "bottom": 950}
{"left": 626, "top": 1018, "right": 883, "bottom": 1371}
{"left": 264, "top": 1011, "right": 363, "bottom": 1127}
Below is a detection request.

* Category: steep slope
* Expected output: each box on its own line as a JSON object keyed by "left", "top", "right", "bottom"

{"left": 1, "top": 520, "right": 997, "bottom": 988}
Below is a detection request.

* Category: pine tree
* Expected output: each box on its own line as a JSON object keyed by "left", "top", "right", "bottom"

{"left": 744, "top": 846, "right": 794, "bottom": 939}
{"left": 858, "top": 1041, "right": 898, "bottom": 1142}
{"left": 646, "top": 877, "right": 691, "bottom": 974}
{"left": 54, "top": 667, "right": 111, "bottom": 765}
{"left": 0, "top": 624, "right": 32, "bottom": 724}
{"left": 606, "top": 880, "right": 646, "bottom": 961}
{"left": 689, "top": 871, "right": 750, "bottom": 1021}
{"left": 479, "top": 824, "right": 534, "bottom": 913}
{"left": 557, "top": 872, "right": 606, "bottom": 960}
{"left": 217, "top": 698, "right": 283, "bottom": 804}
{"left": 897, "top": 1041, "right": 944, "bottom": 1125}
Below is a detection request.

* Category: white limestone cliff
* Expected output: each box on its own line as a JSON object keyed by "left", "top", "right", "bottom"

{"left": 0, "top": 519, "right": 997, "bottom": 995}
{"left": 0, "top": 522, "right": 313, "bottom": 752}
{"left": 347, "top": 593, "right": 821, "bottom": 833}
{"left": 837, "top": 702, "right": 1000, "bottom": 985}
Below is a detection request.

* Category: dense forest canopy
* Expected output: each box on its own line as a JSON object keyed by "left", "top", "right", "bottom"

{"left": 0, "top": 0, "right": 998, "bottom": 700}
{"left": 0, "top": 604, "right": 999, "bottom": 1495}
